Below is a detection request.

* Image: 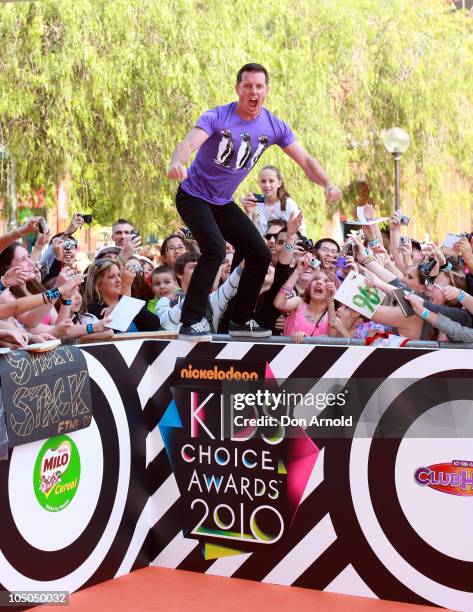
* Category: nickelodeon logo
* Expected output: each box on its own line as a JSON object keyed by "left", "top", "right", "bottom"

{"left": 180, "top": 364, "right": 259, "bottom": 381}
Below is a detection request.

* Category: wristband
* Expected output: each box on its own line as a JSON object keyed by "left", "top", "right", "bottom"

{"left": 419, "top": 308, "right": 430, "bottom": 320}
{"left": 368, "top": 239, "right": 379, "bottom": 248}
{"left": 279, "top": 285, "right": 294, "bottom": 297}
{"left": 358, "top": 256, "right": 375, "bottom": 266}
{"left": 86, "top": 323, "right": 94, "bottom": 334}
{"left": 62, "top": 298, "right": 73, "bottom": 306}
{"left": 457, "top": 290, "right": 466, "bottom": 303}
{"left": 283, "top": 242, "right": 295, "bottom": 251}
{"left": 439, "top": 261, "right": 452, "bottom": 272}
{"left": 0, "top": 278, "right": 6, "bottom": 292}
{"left": 45, "top": 287, "right": 60, "bottom": 303}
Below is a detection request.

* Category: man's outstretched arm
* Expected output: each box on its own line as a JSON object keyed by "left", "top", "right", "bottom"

{"left": 282, "top": 141, "right": 341, "bottom": 204}
{"left": 168, "top": 127, "right": 210, "bottom": 181}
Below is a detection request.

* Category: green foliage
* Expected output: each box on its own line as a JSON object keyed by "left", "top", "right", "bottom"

{"left": 0, "top": 0, "right": 472, "bottom": 237}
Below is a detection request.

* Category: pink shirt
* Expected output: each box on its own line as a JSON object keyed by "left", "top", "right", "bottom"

{"left": 41, "top": 312, "right": 53, "bottom": 326}
{"left": 284, "top": 303, "right": 329, "bottom": 337}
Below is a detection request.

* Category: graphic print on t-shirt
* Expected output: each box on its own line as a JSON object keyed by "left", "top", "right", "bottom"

{"left": 214, "top": 129, "right": 269, "bottom": 171}
{"left": 235, "top": 132, "right": 253, "bottom": 170}
{"left": 250, "top": 135, "right": 269, "bottom": 167}
{"left": 215, "top": 129, "right": 234, "bottom": 166}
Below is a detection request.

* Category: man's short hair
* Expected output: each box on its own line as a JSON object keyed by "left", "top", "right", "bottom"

{"left": 112, "top": 218, "right": 133, "bottom": 233}
{"left": 174, "top": 252, "right": 200, "bottom": 285}
{"left": 314, "top": 238, "right": 341, "bottom": 253}
{"left": 267, "top": 218, "right": 287, "bottom": 230}
{"left": 237, "top": 63, "right": 269, "bottom": 85}
{"left": 276, "top": 228, "right": 301, "bottom": 240}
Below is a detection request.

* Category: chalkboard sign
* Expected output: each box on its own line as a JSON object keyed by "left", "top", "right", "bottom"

{"left": 0, "top": 346, "right": 92, "bottom": 448}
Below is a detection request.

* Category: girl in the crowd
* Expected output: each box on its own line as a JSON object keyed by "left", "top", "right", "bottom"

{"left": 160, "top": 234, "right": 190, "bottom": 270}
{"left": 135, "top": 255, "right": 154, "bottom": 277}
{"left": 273, "top": 256, "right": 337, "bottom": 342}
{"left": 85, "top": 259, "right": 160, "bottom": 332}
{"left": 401, "top": 264, "right": 427, "bottom": 294}
{"left": 53, "top": 287, "right": 114, "bottom": 340}
{"left": 241, "top": 165, "right": 306, "bottom": 236}
{"left": 329, "top": 303, "right": 398, "bottom": 341}
{"left": 122, "top": 258, "right": 154, "bottom": 302}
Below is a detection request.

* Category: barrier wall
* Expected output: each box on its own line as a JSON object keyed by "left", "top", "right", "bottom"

{"left": 1, "top": 338, "right": 472, "bottom": 611}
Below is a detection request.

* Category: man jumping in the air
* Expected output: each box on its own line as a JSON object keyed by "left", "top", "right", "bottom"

{"left": 168, "top": 62, "right": 341, "bottom": 341}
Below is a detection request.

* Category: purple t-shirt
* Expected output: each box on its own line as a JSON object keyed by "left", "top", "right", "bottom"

{"left": 181, "top": 102, "right": 296, "bottom": 205}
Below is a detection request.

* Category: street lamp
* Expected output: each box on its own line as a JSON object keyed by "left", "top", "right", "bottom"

{"left": 381, "top": 127, "right": 410, "bottom": 211}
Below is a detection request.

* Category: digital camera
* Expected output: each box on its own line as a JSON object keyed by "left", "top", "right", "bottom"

{"left": 63, "top": 239, "right": 76, "bottom": 251}
{"left": 308, "top": 257, "right": 321, "bottom": 269}
{"left": 418, "top": 257, "right": 436, "bottom": 279}
{"left": 400, "top": 215, "right": 410, "bottom": 226}
{"left": 297, "top": 236, "right": 314, "bottom": 251}
{"left": 336, "top": 256, "right": 349, "bottom": 269}
{"left": 78, "top": 214, "right": 93, "bottom": 224}
{"left": 127, "top": 262, "right": 143, "bottom": 274}
{"left": 180, "top": 227, "right": 193, "bottom": 240}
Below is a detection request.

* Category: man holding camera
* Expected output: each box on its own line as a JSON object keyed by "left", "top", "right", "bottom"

{"left": 110, "top": 218, "right": 141, "bottom": 267}
{"left": 168, "top": 62, "right": 341, "bottom": 341}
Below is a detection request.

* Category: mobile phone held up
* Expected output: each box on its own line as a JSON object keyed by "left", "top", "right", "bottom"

{"left": 253, "top": 193, "right": 266, "bottom": 203}
{"left": 38, "top": 218, "right": 48, "bottom": 234}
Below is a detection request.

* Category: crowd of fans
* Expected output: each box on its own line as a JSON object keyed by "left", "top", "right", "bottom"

{"left": 0, "top": 165, "right": 472, "bottom": 348}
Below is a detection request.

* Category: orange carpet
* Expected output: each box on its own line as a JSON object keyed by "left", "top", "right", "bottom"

{"left": 35, "top": 567, "right": 444, "bottom": 612}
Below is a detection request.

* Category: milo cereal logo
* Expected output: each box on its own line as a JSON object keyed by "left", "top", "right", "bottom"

{"left": 33, "top": 435, "right": 81, "bottom": 512}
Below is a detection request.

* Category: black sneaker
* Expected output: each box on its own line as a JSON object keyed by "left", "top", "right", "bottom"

{"left": 179, "top": 322, "right": 212, "bottom": 342}
{"left": 228, "top": 319, "right": 272, "bottom": 338}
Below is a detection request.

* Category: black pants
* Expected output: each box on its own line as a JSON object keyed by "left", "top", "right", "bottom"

{"left": 176, "top": 186, "right": 271, "bottom": 327}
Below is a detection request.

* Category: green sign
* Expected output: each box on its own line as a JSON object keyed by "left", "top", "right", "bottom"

{"left": 33, "top": 435, "right": 81, "bottom": 512}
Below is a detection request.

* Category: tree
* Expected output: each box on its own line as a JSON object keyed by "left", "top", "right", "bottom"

{"left": 0, "top": 0, "right": 472, "bottom": 238}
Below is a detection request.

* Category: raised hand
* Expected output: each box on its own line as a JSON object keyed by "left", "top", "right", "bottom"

{"left": 167, "top": 163, "right": 188, "bottom": 181}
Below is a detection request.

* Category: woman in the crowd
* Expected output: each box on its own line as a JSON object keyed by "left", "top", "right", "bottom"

{"left": 273, "top": 255, "right": 337, "bottom": 342}
{"left": 406, "top": 286, "right": 473, "bottom": 343}
{"left": 160, "top": 234, "right": 190, "bottom": 270}
{"left": 0, "top": 273, "right": 85, "bottom": 344}
{"left": 241, "top": 165, "right": 306, "bottom": 236}
{"left": 0, "top": 242, "right": 73, "bottom": 328}
{"left": 84, "top": 259, "right": 160, "bottom": 332}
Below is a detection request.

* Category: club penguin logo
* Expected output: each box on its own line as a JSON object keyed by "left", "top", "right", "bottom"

{"left": 33, "top": 435, "right": 81, "bottom": 512}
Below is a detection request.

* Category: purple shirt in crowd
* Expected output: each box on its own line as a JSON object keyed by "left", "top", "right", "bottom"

{"left": 181, "top": 102, "right": 296, "bottom": 205}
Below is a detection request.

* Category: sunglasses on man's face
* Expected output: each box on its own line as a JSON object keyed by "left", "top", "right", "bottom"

{"left": 264, "top": 233, "right": 279, "bottom": 241}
